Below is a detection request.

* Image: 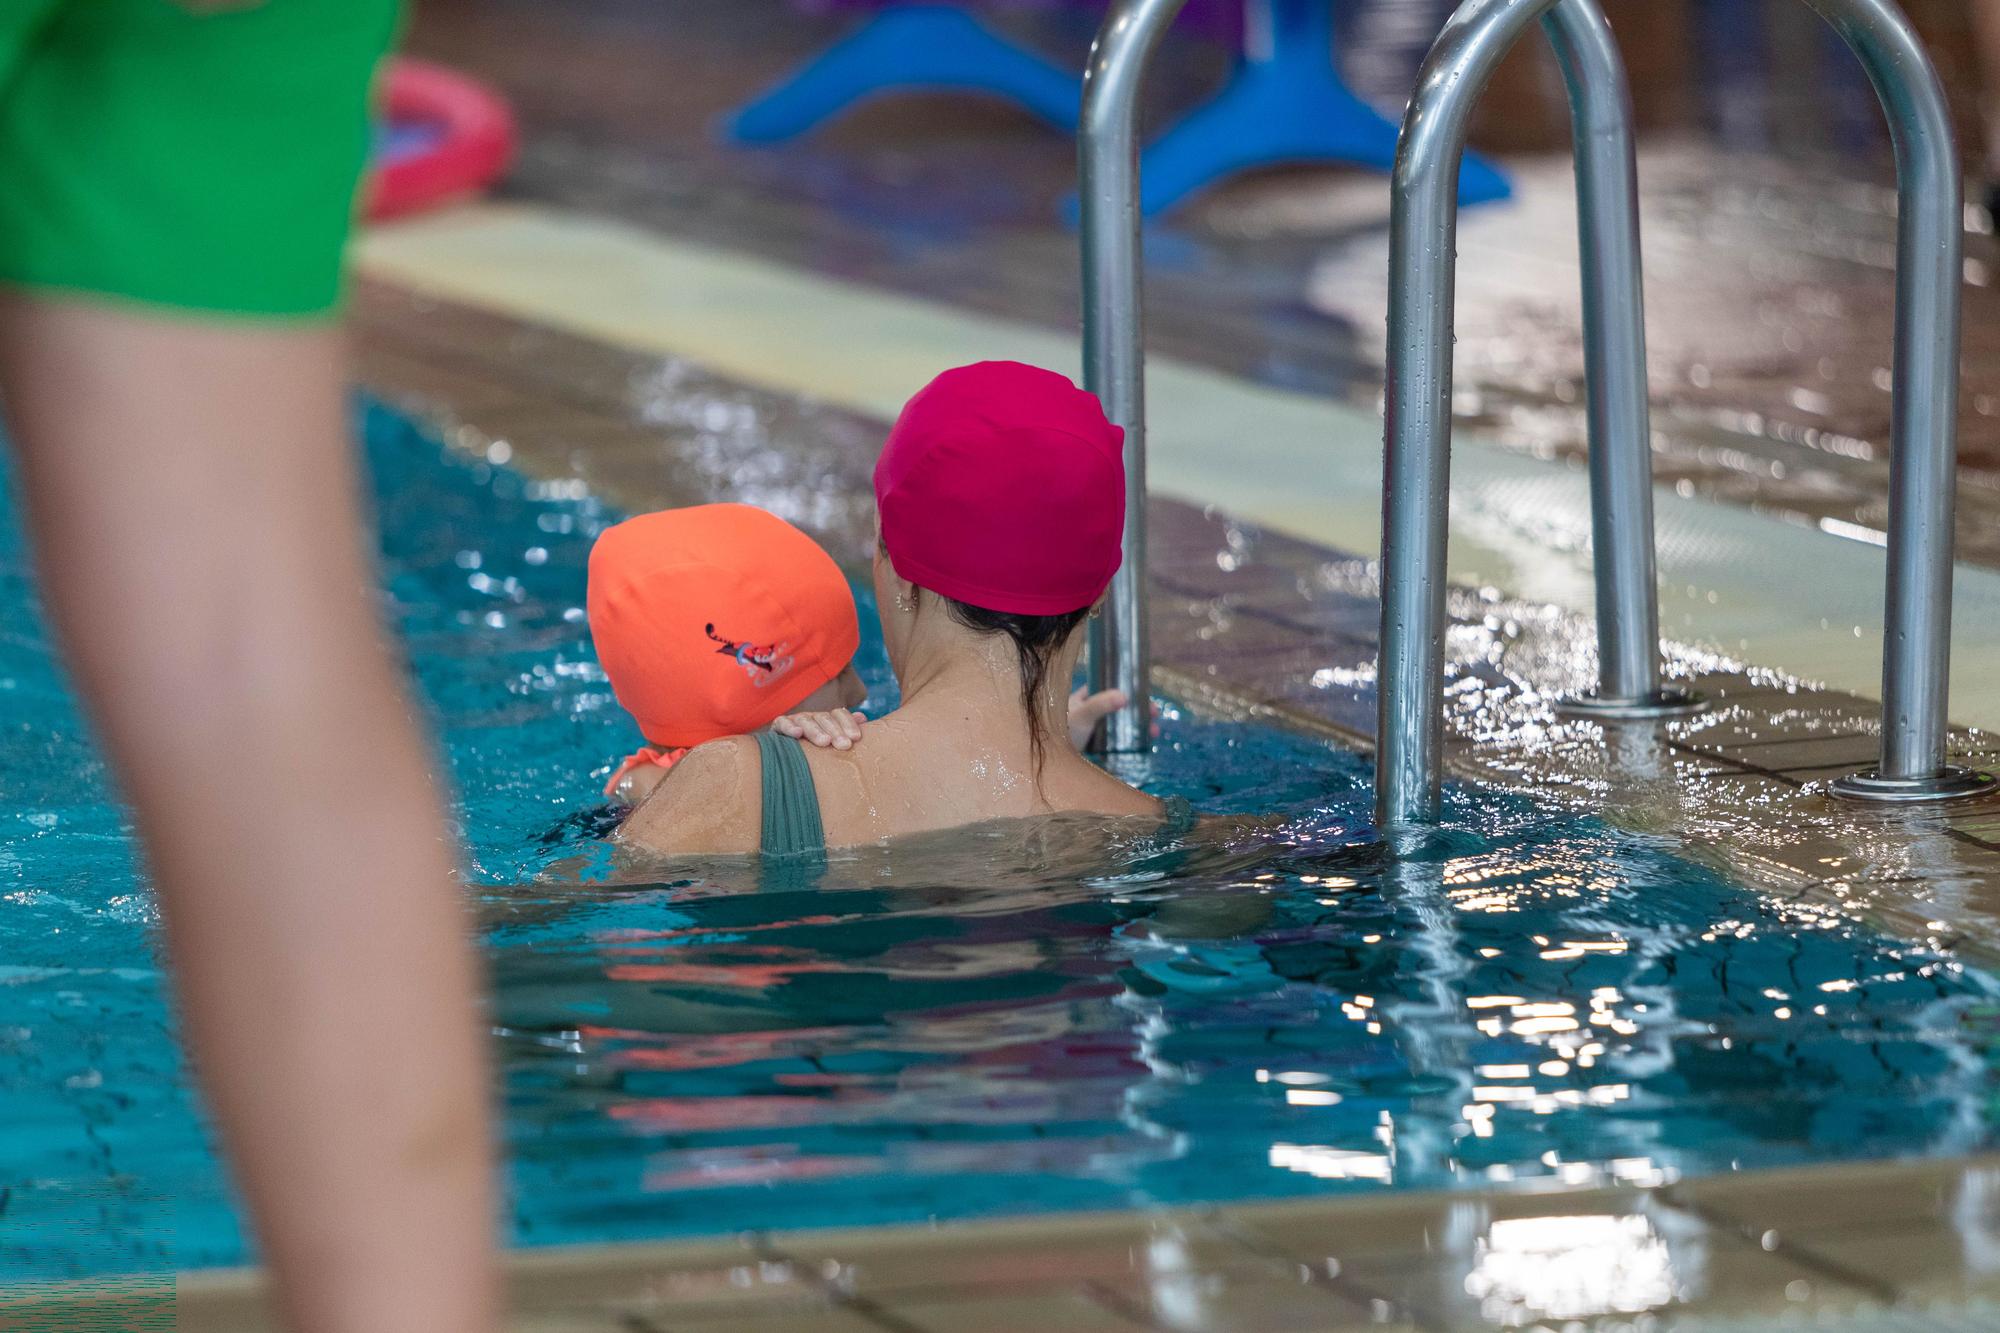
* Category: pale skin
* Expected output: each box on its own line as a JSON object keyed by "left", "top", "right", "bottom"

{"left": 609, "top": 666, "right": 1131, "bottom": 804}
{"left": 0, "top": 297, "right": 495, "bottom": 1333}
{"left": 619, "top": 540, "right": 1163, "bottom": 854}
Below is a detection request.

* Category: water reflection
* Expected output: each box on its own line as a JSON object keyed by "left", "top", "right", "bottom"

{"left": 1463, "top": 1212, "right": 1684, "bottom": 1324}
{"left": 493, "top": 771, "right": 2000, "bottom": 1247}
{"left": 225, "top": 410, "right": 2000, "bottom": 1259}
{"left": 9, "top": 402, "right": 1996, "bottom": 1279}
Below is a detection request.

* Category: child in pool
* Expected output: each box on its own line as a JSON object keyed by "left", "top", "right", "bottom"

{"left": 589, "top": 503, "right": 1129, "bottom": 805}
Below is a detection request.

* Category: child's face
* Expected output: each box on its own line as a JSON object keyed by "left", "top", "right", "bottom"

{"left": 792, "top": 663, "right": 867, "bottom": 714}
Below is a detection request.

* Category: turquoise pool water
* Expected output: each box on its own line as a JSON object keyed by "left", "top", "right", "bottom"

{"left": 3, "top": 401, "right": 1998, "bottom": 1279}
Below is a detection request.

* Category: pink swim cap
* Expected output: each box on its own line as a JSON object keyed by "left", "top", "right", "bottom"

{"left": 874, "top": 362, "right": 1126, "bottom": 616}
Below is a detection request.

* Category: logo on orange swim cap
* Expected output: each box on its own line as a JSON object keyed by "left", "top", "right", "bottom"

{"left": 703, "top": 623, "right": 796, "bottom": 687}
{"left": 587, "top": 504, "right": 859, "bottom": 749}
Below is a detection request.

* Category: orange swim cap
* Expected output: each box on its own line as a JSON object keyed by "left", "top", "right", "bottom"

{"left": 587, "top": 504, "right": 860, "bottom": 750}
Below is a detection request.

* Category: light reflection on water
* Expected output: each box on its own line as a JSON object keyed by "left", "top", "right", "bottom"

{"left": 492, "top": 783, "right": 1999, "bottom": 1259}
{"left": 3, "top": 402, "right": 2000, "bottom": 1281}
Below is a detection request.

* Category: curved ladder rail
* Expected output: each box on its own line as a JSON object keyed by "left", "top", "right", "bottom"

{"left": 1375, "top": 0, "right": 1994, "bottom": 828}
{"left": 1080, "top": 0, "right": 1681, "bottom": 756}
{"left": 1378, "top": 0, "right": 1665, "bottom": 828}
{"left": 1079, "top": 0, "right": 1189, "bottom": 755}
{"left": 1809, "top": 0, "right": 1990, "bottom": 804}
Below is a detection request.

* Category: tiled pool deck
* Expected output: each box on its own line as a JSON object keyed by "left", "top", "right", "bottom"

{"left": 15, "top": 1157, "right": 2000, "bottom": 1329}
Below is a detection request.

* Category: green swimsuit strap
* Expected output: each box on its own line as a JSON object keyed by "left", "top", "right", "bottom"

{"left": 754, "top": 729, "right": 827, "bottom": 858}
{"left": 1160, "top": 794, "right": 1198, "bottom": 838}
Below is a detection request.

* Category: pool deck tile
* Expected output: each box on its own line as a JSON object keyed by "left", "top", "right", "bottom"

{"left": 1217, "top": 1181, "right": 1894, "bottom": 1329}
{"left": 766, "top": 1207, "right": 1248, "bottom": 1298}
{"left": 23, "top": 1159, "right": 2000, "bottom": 1330}
{"left": 1662, "top": 1159, "right": 2000, "bottom": 1308}
{"left": 877, "top": 1286, "right": 1159, "bottom": 1332}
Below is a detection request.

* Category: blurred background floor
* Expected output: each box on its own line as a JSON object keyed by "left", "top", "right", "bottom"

{"left": 396, "top": 0, "right": 2000, "bottom": 566}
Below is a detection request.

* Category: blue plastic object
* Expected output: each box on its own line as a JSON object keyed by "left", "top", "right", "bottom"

{"left": 1137, "top": 0, "right": 1510, "bottom": 214}
{"left": 726, "top": 4, "right": 1082, "bottom": 143}
{"left": 725, "top": 1, "right": 1511, "bottom": 215}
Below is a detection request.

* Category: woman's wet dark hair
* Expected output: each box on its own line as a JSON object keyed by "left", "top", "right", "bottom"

{"left": 939, "top": 595, "right": 1090, "bottom": 775}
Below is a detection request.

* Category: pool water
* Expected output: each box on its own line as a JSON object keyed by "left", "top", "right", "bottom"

{"left": 3, "top": 401, "right": 1999, "bottom": 1279}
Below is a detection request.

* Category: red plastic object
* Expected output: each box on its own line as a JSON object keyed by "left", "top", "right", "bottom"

{"left": 367, "top": 58, "right": 518, "bottom": 221}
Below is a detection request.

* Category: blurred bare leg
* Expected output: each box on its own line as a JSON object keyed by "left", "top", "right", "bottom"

{"left": 0, "top": 295, "right": 496, "bottom": 1333}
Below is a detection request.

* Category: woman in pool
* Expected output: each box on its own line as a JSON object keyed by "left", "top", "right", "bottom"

{"left": 619, "top": 360, "right": 1182, "bottom": 856}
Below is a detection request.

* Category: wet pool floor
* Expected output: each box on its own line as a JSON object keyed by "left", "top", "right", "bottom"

{"left": 22, "top": 1156, "right": 2000, "bottom": 1331}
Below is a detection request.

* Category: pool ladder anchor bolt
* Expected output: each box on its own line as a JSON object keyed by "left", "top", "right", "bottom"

{"left": 1829, "top": 766, "right": 1999, "bottom": 804}
{"left": 1553, "top": 685, "right": 1707, "bottom": 722}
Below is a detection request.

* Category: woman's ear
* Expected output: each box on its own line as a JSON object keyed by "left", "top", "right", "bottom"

{"left": 876, "top": 554, "right": 917, "bottom": 617}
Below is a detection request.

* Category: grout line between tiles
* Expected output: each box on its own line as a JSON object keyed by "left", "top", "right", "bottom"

{"left": 616, "top": 1313, "right": 666, "bottom": 1333}
{"left": 1196, "top": 1211, "right": 1444, "bottom": 1333}
{"left": 842, "top": 1296, "right": 933, "bottom": 1333}
{"left": 1075, "top": 1279, "right": 1169, "bottom": 1331}
{"left": 1703, "top": 730, "right": 1878, "bottom": 752}
{"left": 1661, "top": 1192, "right": 1903, "bottom": 1308}
{"left": 751, "top": 1233, "right": 929, "bottom": 1333}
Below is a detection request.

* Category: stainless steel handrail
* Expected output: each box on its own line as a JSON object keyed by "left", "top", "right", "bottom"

{"left": 1542, "top": 0, "right": 1696, "bottom": 725}
{"left": 1078, "top": 0, "right": 1187, "bottom": 755}
{"left": 1808, "top": 0, "right": 1992, "bottom": 804}
{"left": 1082, "top": 0, "right": 1688, "bottom": 758}
{"left": 1376, "top": 0, "right": 1994, "bottom": 827}
{"left": 1375, "top": 0, "right": 1676, "bottom": 827}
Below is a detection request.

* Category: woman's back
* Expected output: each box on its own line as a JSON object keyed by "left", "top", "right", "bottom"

{"left": 622, "top": 695, "right": 1164, "bottom": 856}
{"left": 798, "top": 701, "right": 1163, "bottom": 848}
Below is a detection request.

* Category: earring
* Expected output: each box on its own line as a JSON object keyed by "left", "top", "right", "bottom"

{"left": 895, "top": 590, "right": 916, "bottom": 613}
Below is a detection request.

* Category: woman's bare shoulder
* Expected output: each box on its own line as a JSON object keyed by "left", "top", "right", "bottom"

{"left": 1063, "top": 755, "right": 1172, "bottom": 817}
{"left": 617, "top": 736, "right": 762, "bottom": 856}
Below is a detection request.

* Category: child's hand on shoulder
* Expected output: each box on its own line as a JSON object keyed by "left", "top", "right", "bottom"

{"left": 772, "top": 708, "right": 866, "bottom": 751}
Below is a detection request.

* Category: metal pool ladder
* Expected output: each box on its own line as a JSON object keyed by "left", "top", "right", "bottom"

{"left": 1079, "top": 0, "right": 1694, "bottom": 758}
{"left": 1375, "top": 0, "right": 1997, "bottom": 827}
{"left": 1075, "top": 0, "right": 1532, "bottom": 756}
{"left": 1078, "top": 0, "right": 1184, "bottom": 756}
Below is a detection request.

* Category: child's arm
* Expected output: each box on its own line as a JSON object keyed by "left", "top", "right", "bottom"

{"left": 775, "top": 692, "right": 1146, "bottom": 753}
